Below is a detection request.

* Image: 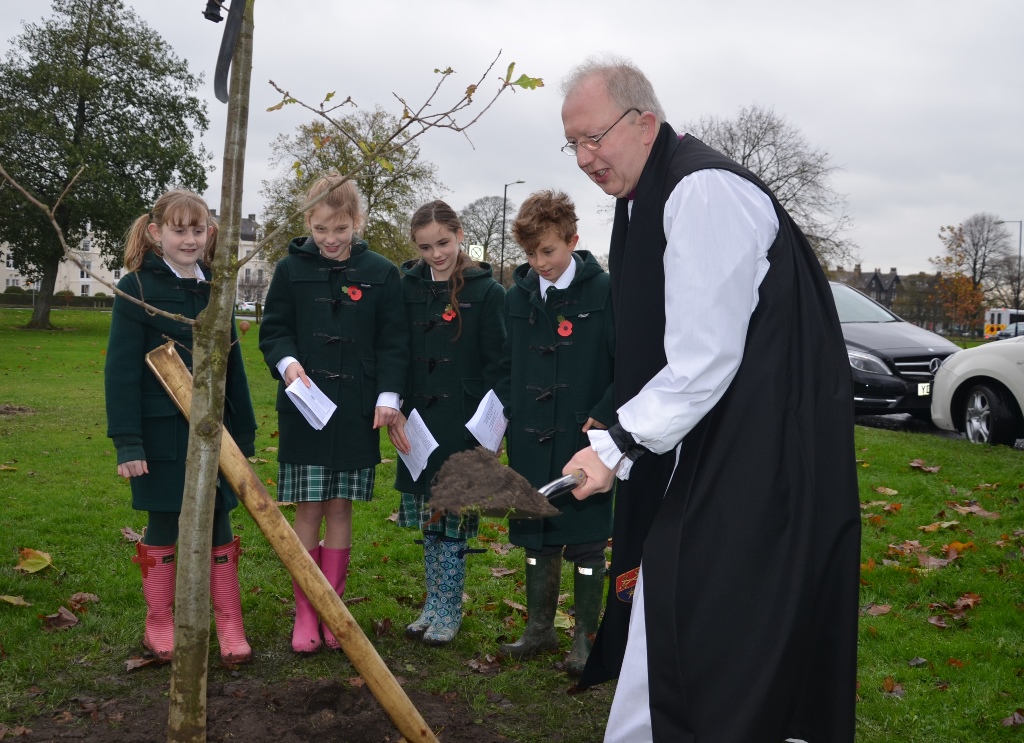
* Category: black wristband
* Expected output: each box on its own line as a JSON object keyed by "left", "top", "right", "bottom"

{"left": 608, "top": 423, "right": 648, "bottom": 462}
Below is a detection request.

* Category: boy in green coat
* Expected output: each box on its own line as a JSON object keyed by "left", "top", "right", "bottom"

{"left": 495, "top": 190, "right": 615, "bottom": 675}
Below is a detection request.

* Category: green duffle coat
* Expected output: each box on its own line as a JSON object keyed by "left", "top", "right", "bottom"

{"left": 104, "top": 252, "right": 257, "bottom": 512}
{"left": 393, "top": 259, "right": 506, "bottom": 497}
{"left": 497, "top": 251, "right": 615, "bottom": 549}
{"left": 259, "top": 237, "right": 409, "bottom": 471}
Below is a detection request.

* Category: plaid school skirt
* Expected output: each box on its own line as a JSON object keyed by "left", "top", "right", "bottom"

{"left": 277, "top": 463, "right": 375, "bottom": 503}
{"left": 398, "top": 492, "right": 479, "bottom": 541}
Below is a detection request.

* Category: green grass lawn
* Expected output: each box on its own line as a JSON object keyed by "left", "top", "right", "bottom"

{"left": 1, "top": 308, "right": 1022, "bottom": 742}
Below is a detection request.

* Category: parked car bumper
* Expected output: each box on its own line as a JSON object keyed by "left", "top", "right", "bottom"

{"left": 852, "top": 370, "right": 935, "bottom": 415}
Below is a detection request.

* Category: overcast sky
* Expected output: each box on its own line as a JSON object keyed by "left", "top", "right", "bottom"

{"left": 2, "top": 0, "right": 1022, "bottom": 275}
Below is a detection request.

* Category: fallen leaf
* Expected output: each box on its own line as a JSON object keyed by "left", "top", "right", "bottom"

{"left": 947, "top": 657, "right": 966, "bottom": 668}
{"left": 928, "top": 615, "right": 949, "bottom": 629}
{"left": 373, "top": 617, "right": 392, "bottom": 637}
{"left": 14, "top": 548, "right": 52, "bottom": 574}
{"left": 908, "top": 657, "right": 929, "bottom": 667}
{"left": 503, "top": 598, "right": 527, "bottom": 613}
{"left": 917, "top": 553, "right": 955, "bottom": 569}
{"left": 1002, "top": 709, "right": 1024, "bottom": 727}
{"left": 947, "top": 501, "right": 1000, "bottom": 519}
{"left": 490, "top": 567, "right": 516, "bottom": 578}
{"left": 881, "top": 676, "right": 905, "bottom": 698}
{"left": 67, "top": 593, "right": 100, "bottom": 612}
{"left": 348, "top": 676, "right": 365, "bottom": 688}
{"left": 875, "top": 486, "right": 899, "bottom": 496}
{"left": 488, "top": 542, "right": 514, "bottom": 556}
{"left": 120, "top": 527, "right": 143, "bottom": 543}
{"left": 865, "top": 603, "right": 891, "bottom": 616}
{"left": 247, "top": 457, "right": 269, "bottom": 464}
{"left": 909, "top": 459, "right": 941, "bottom": 473}
{"left": 125, "top": 656, "right": 159, "bottom": 671}
{"left": 386, "top": 511, "right": 399, "bottom": 523}
{"left": 41, "top": 606, "right": 79, "bottom": 631}
{"left": 554, "top": 609, "right": 573, "bottom": 629}
{"left": 918, "top": 520, "right": 960, "bottom": 533}
{"left": 954, "top": 593, "right": 982, "bottom": 610}
{"left": 0, "top": 595, "right": 31, "bottom": 607}
{"left": 262, "top": 446, "right": 278, "bottom": 452}
{"left": 0, "top": 464, "right": 17, "bottom": 472}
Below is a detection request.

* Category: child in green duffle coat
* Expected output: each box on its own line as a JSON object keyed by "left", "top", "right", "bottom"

{"left": 105, "top": 189, "right": 257, "bottom": 665}
{"left": 495, "top": 190, "right": 615, "bottom": 675}
{"left": 387, "top": 199, "right": 506, "bottom": 645}
{"left": 259, "top": 173, "right": 409, "bottom": 654}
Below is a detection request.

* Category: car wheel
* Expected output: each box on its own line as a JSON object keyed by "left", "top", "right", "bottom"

{"left": 962, "top": 383, "right": 1017, "bottom": 446}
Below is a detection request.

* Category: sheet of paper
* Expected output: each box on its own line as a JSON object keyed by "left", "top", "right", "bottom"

{"left": 285, "top": 377, "right": 337, "bottom": 431}
{"left": 398, "top": 409, "right": 439, "bottom": 482}
{"left": 465, "top": 389, "right": 508, "bottom": 453}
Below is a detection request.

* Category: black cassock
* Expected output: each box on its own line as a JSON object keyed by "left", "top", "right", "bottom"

{"left": 579, "top": 124, "right": 861, "bottom": 743}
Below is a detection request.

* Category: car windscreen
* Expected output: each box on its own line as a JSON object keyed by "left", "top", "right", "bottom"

{"left": 830, "top": 283, "right": 900, "bottom": 323}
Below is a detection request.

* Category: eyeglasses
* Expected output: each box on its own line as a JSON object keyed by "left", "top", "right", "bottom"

{"left": 561, "top": 108, "right": 640, "bottom": 156}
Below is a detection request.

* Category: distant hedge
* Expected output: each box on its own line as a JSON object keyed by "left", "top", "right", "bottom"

{"left": 0, "top": 293, "right": 114, "bottom": 309}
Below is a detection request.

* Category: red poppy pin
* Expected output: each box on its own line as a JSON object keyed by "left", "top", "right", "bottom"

{"left": 344, "top": 286, "right": 362, "bottom": 301}
{"left": 556, "top": 314, "right": 573, "bottom": 337}
{"left": 442, "top": 303, "right": 456, "bottom": 322}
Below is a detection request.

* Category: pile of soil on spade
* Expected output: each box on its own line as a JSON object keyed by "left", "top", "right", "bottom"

{"left": 10, "top": 676, "right": 513, "bottom": 742}
{"left": 429, "top": 448, "right": 559, "bottom": 520}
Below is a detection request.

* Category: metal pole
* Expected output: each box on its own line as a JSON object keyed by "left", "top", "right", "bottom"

{"left": 997, "top": 219, "right": 1022, "bottom": 336}
{"left": 1016, "top": 221, "right": 1022, "bottom": 336}
{"left": 500, "top": 179, "right": 524, "bottom": 285}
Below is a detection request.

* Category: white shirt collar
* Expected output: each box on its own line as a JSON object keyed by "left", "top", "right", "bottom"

{"left": 539, "top": 254, "right": 578, "bottom": 300}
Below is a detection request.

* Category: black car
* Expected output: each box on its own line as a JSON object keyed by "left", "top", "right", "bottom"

{"left": 830, "top": 282, "right": 960, "bottom": 417}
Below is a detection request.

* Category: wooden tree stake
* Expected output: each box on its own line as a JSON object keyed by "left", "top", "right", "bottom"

{"left": 146, "top": 341, "right": 438, "bottom": 743}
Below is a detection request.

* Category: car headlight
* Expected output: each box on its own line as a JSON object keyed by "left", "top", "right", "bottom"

{"left": 847, "top": 349, "right": 893, "bottom": 376}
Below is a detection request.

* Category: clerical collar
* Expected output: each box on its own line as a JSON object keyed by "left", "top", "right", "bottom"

{"left": 538, "top": 254, "right": 578, "bottom": 299}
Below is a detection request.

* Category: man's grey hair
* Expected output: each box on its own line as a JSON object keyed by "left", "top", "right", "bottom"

{"left": 561, "top": 54, "right": 666, "bottom": 124}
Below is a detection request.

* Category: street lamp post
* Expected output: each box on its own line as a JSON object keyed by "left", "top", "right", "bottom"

{"left": 996, "top": 219, "right": 1022, "bottom": 337}
{"left": 500, "top": 179, "right": 524, "bottom": 285}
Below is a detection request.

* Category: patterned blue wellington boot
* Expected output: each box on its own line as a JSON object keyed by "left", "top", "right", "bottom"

{"left": 422, "top": 538, "right": 466, "bottom": 645}
{"left": 406, "top": 533, "right": 441, "bottom": 640}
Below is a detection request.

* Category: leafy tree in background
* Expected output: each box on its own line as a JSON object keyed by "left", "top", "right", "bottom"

{"left": 0, "top": 0, "right": 209, "bottom": 329}
{"left": 682, "top": 104, "right": 855, "bottom": 268}
{"left": 891, "top": 271, "right": 945, "bottom": 331}
{"left": 260, "top": 109, "right": 444, "bottom": 265}
{"left": 459, "top": 195, "right": 520, "bottom": 283}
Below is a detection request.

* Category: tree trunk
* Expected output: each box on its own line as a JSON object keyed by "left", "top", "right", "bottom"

{"left": 166, "top": 3, "right": 254, "bottom": 742}
{"left": 147, "top": 343, "right": 439, "bottom": 743}
{"left": 25, "top": 250, "right": 60, "bottom": 330}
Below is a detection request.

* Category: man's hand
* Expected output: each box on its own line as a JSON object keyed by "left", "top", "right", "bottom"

{"left": 563, "top": 446, "right": 615, "bottom": 500}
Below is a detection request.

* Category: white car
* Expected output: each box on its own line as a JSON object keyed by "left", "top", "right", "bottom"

{"left": 931, "top": 336, "right": 1024, "bottom": 445}
{"left": 236, "top": 301, "right": 256, "bottom": 313}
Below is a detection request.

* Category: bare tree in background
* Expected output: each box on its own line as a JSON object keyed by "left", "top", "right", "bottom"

{"left": 682, "top": 104, "right": 855, "bottom": 267}
{"left": 459, "top": 195, "right": 521, "bottom": 277}
{"left": 937, "top": 214, "right": 1011, "bottom": 298}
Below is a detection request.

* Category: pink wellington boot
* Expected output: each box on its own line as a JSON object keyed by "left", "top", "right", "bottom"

{"left": 210, "top": 536, "right": 252, "bottom": 664}
{"left": 319, "top": 545, "right": 351, "bottom": 650}
{"left": 131, "top": 542, "right": 176, "bottom": 663}
{"left": 292, "top": 545, "right": 322, "bottom": 653}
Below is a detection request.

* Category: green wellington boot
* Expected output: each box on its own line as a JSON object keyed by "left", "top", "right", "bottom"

{"left": 565, "top": 561, "right": 606, "bottom": 676}
{"left": 499, "top": 554, "right": 562, "bottom": 659}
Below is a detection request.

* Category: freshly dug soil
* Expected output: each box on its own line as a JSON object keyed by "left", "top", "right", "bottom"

{"left": 429, "top": 448, "right": 559, "bottom": 520}
{"left": 8, "top": 676, "right": 513, "bottom": 742}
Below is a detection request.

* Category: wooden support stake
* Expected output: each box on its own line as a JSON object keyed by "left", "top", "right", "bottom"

{"left": 146, "top": 341, "right": 438, "bottom": 743}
